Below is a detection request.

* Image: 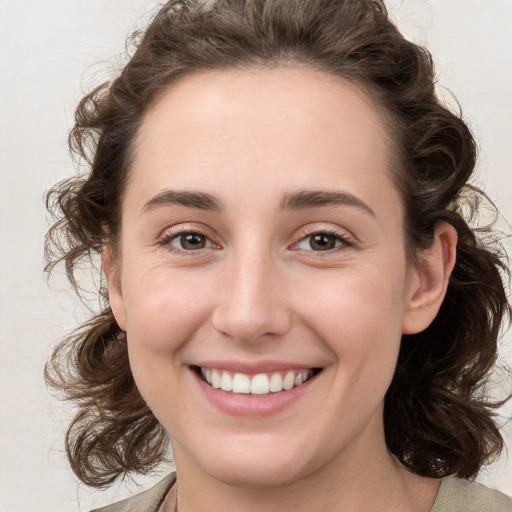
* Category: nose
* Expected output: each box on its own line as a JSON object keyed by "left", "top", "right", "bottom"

{"left": 211, "top": 249, "right": 291, "bottom": 344}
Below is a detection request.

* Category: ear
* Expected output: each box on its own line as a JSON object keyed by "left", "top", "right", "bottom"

{"left": 102, "top": 246, "right": 126, "bottom": 331}
{"left": 402, "top": 222, "right": 457, "bottom": 335}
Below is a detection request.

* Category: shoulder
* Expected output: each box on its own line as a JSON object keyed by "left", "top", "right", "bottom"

{"left": 89, "top": 473, "right": 176, "bottom": 512}
{"left": 431, "top": 476, "right": 512, "bottom": 512}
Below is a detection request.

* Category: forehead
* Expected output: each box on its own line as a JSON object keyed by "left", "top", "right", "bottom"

{"left": 128, "top": 67, "right": 400, "bottom": 218}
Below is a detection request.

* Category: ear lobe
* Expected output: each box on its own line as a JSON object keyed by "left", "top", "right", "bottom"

{"left": 102, "top": 246, "right": 126, "bottom": 331}
{"left": 402, "top": 222, "right": 458, "bottom": 335}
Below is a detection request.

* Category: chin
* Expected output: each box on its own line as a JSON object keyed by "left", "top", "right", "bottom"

{"left": 185, "top": 434, "right": 315, "bottom": 488}
{"left": 206, "top": 458, "right": 308, "bottom": 489}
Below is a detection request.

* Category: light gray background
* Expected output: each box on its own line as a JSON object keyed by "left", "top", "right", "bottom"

{"left": 1, "top": 1, "right": 511, "bottom": 510}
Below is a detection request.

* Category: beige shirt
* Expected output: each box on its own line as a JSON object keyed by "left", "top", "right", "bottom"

{"left": 91, "top": 473, "right": 512, "bottom": 512}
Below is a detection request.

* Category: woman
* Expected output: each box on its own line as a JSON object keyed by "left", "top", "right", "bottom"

{"left": 45, "top": 0, "right": 512, "bottom": 510}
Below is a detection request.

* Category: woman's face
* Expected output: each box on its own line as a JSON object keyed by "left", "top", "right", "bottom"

{"left": 108, "top": 68, "right": 425, "bottom": 487}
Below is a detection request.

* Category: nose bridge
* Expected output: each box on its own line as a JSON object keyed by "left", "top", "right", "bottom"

{"left": 212, "top": 240, "right": 290, "bottom": 343}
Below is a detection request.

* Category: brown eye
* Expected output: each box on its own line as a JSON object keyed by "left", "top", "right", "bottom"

{"left": 309, "top": 233, "right": 337, "bottom": 251}
{"left": 295, "top": 231, "right": 350, "bottom": 252}
{"left": 170, "top": 232, "right": 209, "bottom": 250}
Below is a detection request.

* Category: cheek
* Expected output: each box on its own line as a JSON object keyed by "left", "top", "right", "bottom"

{"left": 325, "top": 289, "right": 403, "bottom": 433}
{"left": 295, "top": 267, "right": 406, "bottom": 387}
{"left": 122, "top": 267, "right": 211, "bottom": 373}
{"left": 299, "top": 265, "right": 406, "bottom": 337}
{"left": 121, "top": 268, "right": 212, "bottom": 423}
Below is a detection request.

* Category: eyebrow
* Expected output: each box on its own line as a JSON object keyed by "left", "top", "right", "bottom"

{"left": 279, "top": 190, "right": 375, "bottom": 216}
{"left": 141, "top": 190, "right": 224, "bottom": 214}
{"left": 141, "top": 188, "right": 375, "bottom": 217}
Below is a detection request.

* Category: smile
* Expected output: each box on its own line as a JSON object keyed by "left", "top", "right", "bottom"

{"left": 199, "top": 367, "right": 316, "bottom": 395}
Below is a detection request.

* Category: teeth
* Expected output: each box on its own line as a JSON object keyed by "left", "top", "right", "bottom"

{"left": 269, "top": 372, "right": 283, "bottom": 392}
{"left": 232, "top": 373, "right": 251, "bottom": 393}
{"left": 220, "top": 371, "right": 233, "bottom": 391}
{"left": 283, "top": 370, "right": 295, "bottom": 391}
{"left": 201, "top": 368, "right": 212, "bottom": 385}
{"left": 211, "top": 369, "right": 221, "bottom": 389}
{"left": 200, "top": 367, "right": 313, "bottom": 394}
{"left": 251, "top": 374, "right": 270, "bottom": 394}
{"left": 294, "top": 371, "right": 309, "bottom": 386}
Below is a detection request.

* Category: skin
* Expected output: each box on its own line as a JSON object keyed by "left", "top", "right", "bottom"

{"left": 104, "top": 67, "right": 457, "bottom": 511}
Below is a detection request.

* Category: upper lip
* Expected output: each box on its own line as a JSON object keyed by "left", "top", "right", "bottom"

{"left": 193, "top": 360, "right": 320, "bottom": 374}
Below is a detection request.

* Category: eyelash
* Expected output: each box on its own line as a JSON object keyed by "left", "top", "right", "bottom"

{"left": 293, "top": 228, "right": 355, "bottom": 254}
{"left": 157, "top": 227, "right": 354, "bottom": 255}
{"left": 158, "top": 229, "right": 216, "bottom": 254}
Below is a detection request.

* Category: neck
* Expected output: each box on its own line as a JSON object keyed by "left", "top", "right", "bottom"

{"left": 164, "top": 419, "right": 439, "bottom": 512}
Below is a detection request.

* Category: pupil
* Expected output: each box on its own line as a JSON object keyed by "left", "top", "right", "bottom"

{"left": 181, "top": 233, "right": 205, "bottom": 250}
{"left": 310, "top": 234, "right": 335, "bottom": 251}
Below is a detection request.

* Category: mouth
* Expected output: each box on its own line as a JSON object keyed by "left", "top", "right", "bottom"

{"left": 194, "top": 366, "right": 322, "bottom": 396}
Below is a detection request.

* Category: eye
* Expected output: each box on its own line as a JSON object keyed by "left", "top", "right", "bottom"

{"left": 295, "top": 231, "right": 352, "bottom": 252}
{"left": 163, "top": 231, "right": 214, "bottom": 251}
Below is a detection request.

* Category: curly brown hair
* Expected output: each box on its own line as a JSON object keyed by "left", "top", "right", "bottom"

{"left": 45, "top": 0, "right": 510, "bottom": 488}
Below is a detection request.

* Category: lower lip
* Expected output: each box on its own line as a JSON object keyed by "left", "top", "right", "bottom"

{"left": 192, "top": 368, "right": 318, "bottom": 418}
